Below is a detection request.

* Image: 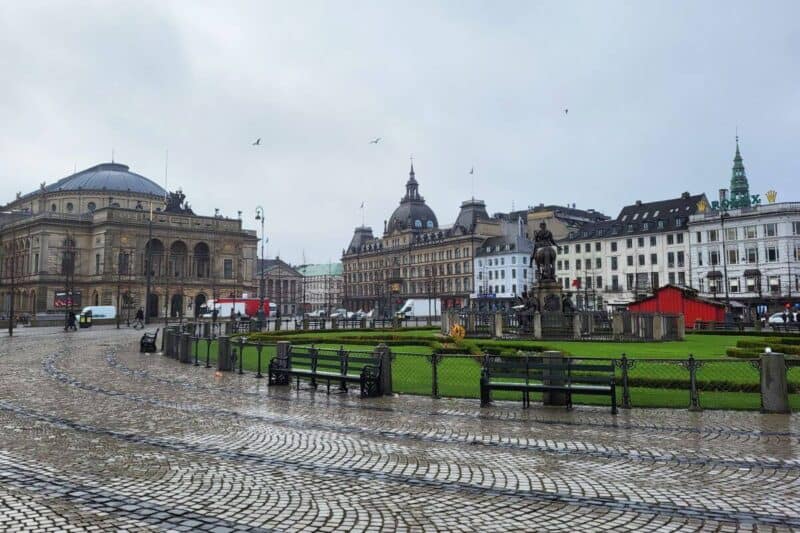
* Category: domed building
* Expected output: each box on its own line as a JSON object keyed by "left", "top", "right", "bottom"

{"left": 0, "top": 162, "right": 258, "bottom": 321}
{"left": 342, "top": 164, "right": 508, "bottom": 315}
{"left": 385, "top": 164, "right": 439, "bottom": 233}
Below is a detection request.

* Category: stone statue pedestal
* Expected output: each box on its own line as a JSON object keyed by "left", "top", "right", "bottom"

{"left": 534, "top": 280, "right": 565, "bottom": 313}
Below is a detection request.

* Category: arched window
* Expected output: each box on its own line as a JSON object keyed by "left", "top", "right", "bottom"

{"left": 66, "top": 202, "right": 74, "bottom": 212}
{"left": 87, "top": 202, "right": 96, "bottom": 212}
{"left": 414, "top": 220, "right": 422, "bottom": 228}
{"left": 426, "top": 220, "right": 434, "bottom": 228}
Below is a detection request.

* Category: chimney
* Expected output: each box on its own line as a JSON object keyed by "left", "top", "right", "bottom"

{"left": 635, "top": 200, "right": 642, "bottom": 206}
{"left": 719, "top": 189, "right": 729, "bottom": 204}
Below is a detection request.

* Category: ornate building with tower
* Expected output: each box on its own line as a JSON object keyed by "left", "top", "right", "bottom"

{"left": 341, "top": 164, "right": 606, "bottom": 315}
{"left": 0, "top": 162, "right": 258, "bottom": 320}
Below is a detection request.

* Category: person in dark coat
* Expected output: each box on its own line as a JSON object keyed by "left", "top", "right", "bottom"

{"left": 133, "top": 308, "right": 144, "bottom": 329}
{"left": 66, "top": 311, "right": 77, "bottom": 331}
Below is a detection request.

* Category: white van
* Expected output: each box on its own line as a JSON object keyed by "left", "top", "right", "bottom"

{"left": 80, "top": 306, "right": 117, "bottom": 320}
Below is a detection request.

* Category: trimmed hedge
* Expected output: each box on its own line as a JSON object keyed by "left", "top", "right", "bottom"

{"left": 726, "top": 348, "right": 760, "bottom": 358}
{"left": 690, "top": 330, "right": 800, "bottom": 338}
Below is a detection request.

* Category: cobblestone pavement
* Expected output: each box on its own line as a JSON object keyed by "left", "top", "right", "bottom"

{"left": 1, "top": 326, "right": 799, "bottom": 531}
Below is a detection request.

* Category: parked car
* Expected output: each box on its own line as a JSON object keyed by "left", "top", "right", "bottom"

{"left": 768, "top": 312, "right": 797, "bottom": 324}
{"left": 306, "top": 310, "right": 326, "bottom": 318}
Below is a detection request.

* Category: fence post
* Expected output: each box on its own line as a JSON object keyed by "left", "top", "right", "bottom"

{"left": 255, "top": 343, "right": 264, "bottom": 378}
{"left": 686, "top": 354, "right": 701, "bottom": 411}
{"left": 533, "top": 312, "right": 542, "bottom": 339}
{"left": 619, "top": 354, "right": 632, "bottom": 409}
{"left": 760, "top": 352, "right": 790, "bottom": 413}
{"left": 373, "top": 343, "right": 393, "bottom": 395}
{"left": 612, "top": 313, "right": 624, "bottom": 339}
{"left": 493, "top": 311, "right": 503, "bottom": 338}
{"left": 652, "top": 314, "right": 664, "bottom": 341}
{"left": 238, "top": 337, "right": 245, "bottom": 374}
{"left": 193, "top": 336, "right": 200, "bottom": 366}
{"left": 428, "top": 353, "right": 441, "bottom": 398}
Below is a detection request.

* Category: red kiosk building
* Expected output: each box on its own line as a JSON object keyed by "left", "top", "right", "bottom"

{"left": 627, "top": 285, "right": 725, "bottom": 329}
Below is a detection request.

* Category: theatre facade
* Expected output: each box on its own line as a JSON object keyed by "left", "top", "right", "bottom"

{"left": 0, "top": 162, "right": 258, "bottom": 319}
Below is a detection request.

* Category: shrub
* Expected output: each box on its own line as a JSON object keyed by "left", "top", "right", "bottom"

{"left": 726, "top": 347, "right": 760, "bottom": 358}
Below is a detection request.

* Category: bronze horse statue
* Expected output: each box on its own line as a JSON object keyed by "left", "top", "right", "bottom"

{"left": 530, "top": 222, "right": 557, "bottom": 282}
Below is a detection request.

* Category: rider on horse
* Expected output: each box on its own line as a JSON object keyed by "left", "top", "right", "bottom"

{"left": 530, "top": 222, "right": 557, "bottom": 281}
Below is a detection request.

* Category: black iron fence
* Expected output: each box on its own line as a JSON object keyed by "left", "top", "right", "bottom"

{"left": 158, "top": 327, "right": 789, "bottom": 411}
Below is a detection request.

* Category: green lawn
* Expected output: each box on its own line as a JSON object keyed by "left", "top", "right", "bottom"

{"left": 184, "top": 333, "right": 794, "bottom": 411}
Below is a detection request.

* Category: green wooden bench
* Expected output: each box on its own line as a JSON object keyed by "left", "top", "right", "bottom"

{"left": 480, "top": 355, "right": 617, "bottom": 414}
{"left": 268, "top": 346, "right": 381, "bottom": 397}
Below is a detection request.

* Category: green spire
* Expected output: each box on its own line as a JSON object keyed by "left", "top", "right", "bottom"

{"left": 730, "top": 136, "right": 749, "bottom": 201}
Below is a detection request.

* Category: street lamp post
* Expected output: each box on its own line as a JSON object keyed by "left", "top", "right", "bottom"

{"left": 255, "top": 206, "right": 266, "bottom": 323}
{"left": 720, "top": 212, "right": 730, "bottom": 305}
{"left": 144, "top": 205, "right": 154, "bottom": 325}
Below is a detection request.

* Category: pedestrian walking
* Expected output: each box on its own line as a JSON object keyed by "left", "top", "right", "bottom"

{"left": 133, "top": 307, "right": 144, "bottom": 329}
{"left": 65, "top": 311, "right": 77, "bottom": 331}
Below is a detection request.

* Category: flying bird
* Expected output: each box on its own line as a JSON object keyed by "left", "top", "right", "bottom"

{"left": 252, "top": 138, "right": 261, "bottom": 146}
{"left": 469, "top": 167, "right": 474, "bottom": 175}
{"left": 369, "top": 137, "right": 381, "bottom": 144}
{"left": 564, "top": 109, "right": 568, "bottom": 115}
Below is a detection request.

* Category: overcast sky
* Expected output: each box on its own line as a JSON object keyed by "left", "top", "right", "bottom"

{"left": 1, "top": 1, "right": 798, "bottom": 265}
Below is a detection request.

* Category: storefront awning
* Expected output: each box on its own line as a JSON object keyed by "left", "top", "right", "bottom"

{"left": 744, "top": 269, "right": 761, "bottom": 277}
{"left": 706, "top": 271, "right": 722, "bottom": 279}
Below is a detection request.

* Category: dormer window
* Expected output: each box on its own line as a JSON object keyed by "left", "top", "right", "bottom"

{"left": 414, "top": 220, "right": 422, "bottom": 228}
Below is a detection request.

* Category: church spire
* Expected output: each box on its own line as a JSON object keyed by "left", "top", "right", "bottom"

{"left": 730, "top": 135, "right": 749, "bottom": 201}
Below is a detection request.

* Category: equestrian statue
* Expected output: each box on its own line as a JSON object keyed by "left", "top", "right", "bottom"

{"left": 529, "top": 222, "right": 557, "bottom": 282}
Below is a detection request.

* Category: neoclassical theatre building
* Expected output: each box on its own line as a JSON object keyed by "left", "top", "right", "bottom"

{"left": 0, "top": 162, "right": 258, "bottom": 319}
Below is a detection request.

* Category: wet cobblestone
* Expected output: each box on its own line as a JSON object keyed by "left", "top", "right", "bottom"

{"left": 1, "top": 326, "right": 799, "bottom": 531}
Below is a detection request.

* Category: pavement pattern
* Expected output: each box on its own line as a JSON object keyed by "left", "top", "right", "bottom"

{"left": 0, "top": 326, "right": 799, "bottom": 532}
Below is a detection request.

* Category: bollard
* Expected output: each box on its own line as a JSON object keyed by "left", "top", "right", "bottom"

{"left": 760, "top": 352, "right": 790, "bottom": 413}
{"left": 217, "top": 336, "right": 230, "bottom": 371}
{"left": 542, "top": 351, "right": 567, "bottom": 406}
{"left": 179, "top": 333, "right": 191, "bottom": 363}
